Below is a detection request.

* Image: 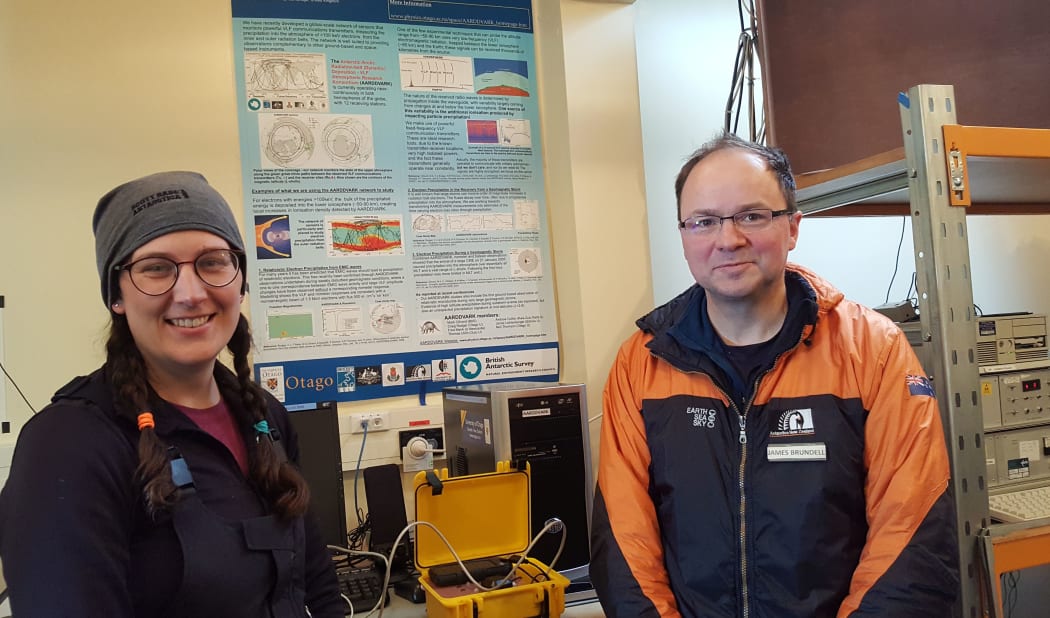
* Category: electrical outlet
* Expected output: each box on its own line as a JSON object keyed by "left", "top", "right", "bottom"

{"left": 350, "top": 411, "right": 390, "bottom": 433}
{"left": 398, "top": 427, "right": 444, "bottom": 459}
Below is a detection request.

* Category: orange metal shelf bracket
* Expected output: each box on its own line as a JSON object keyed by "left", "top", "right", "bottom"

{"left": 943, "top": 125, "right": 1050, "bottom": 207}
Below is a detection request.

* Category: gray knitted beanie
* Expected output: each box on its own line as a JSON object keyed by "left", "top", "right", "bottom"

{"left": 93, "top": 171, "right": 245, "bottom": 309}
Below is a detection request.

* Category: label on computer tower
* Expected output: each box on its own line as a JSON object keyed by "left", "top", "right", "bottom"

{"left": 522, "top": 407, "right": 551, "bottom": 418}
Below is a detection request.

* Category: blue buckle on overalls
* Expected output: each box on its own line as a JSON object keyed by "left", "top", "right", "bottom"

{"left": 166, "top": 445, "right": 196, "bottom": 495}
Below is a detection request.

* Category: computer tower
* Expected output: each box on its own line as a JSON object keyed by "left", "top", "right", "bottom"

{"left": 441, "top": 382, "right": 593, "bottom": 587}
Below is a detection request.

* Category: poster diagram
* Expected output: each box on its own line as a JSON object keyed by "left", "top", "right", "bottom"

{"left": 259, "top": 113, "right": 374, "bottom": 168}
{"left": 255, "top": 215, "right": 292, "bottom": 259}
{"left": 514, "top": 200, "right": 539, "bottom": 230}
{"left": 400, "top": 54, "right": 473, "bottom": 92}
{"left": 245, "top": 52, "right": 329, "bottom": 111}
{"left": 473, "top": 58, "right": 529, "bottom": 96}
{"left": 267, "top": 309, "right": 314, "bottom": 340}
{"left": 510, "top": 248, "right": 542, "bottom": 277}
{"left": 323, "top": 117, "right": 374, "bottom": 166}
{"left": 322, "top": 305, "right": 363, "bottom": 337}
{"left": 497, "top": 119, "right": 531, "bottom": 147}
{"left": 325, "top": 216, "right": 404, "bottom": 256}
{"left": 447, "top": 213, "right": 513, "bottom": 232}
{"left": 466, "top": 120, "right": 499, "bottom": 144}
{"left": 370, "top": 301, "right": 405, "bottom": 336}
{"left": 466, "top": 118, "right": 531, "bottom": 147}
{"left": 412, "top": 213, "right": 445, "bottom": 234}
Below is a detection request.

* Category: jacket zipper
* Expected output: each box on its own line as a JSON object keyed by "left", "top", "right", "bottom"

{"left": 736, "top": 332, "right": 807, "bottom": 618}
{"left": 737, "top": 395, "right": 752, "bottom": 618}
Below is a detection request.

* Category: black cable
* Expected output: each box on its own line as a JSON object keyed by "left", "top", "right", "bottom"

{"left": 353, "top": 423, "right": 368, "bottom": 524}
{"left": 725, "top": 34, "right": 747, "bottom": 134}
{"left": 974, "top": 303, "right": 984, "bottom": 317}
{"left": 732, "top": 38, "right": 750, "bottom": 135}
{"left": 1005, "top": 571, "right": 1019, "bottom": 617}
{"left": 906, "top": 272, "right": 917, "bottom": 305}
{"left": 724, "top": 0, "right": 763, "bottom": 142}
{"left": 347, "top": 513, "right": 371, "bottom": 552}
{"left": 516, "top": 562, "right": 543, "bottom": 583}
{"left": 884, "top": 217, "right": 907, "bottom": 304}
{"left": 0, "top": 359, "right": 37, "bottom": 414}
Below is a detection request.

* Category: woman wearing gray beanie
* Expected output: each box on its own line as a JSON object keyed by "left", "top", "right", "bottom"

{"left": 0, "top": 172, "right": 343, "bottom": 617}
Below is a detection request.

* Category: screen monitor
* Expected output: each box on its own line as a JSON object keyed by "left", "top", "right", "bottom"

{"left": 285, "top": 400, "right": 347, "bottom": 548}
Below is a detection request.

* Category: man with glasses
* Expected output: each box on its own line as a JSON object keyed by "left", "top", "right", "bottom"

{"left": 590, "top": 134, "right": 959, "bottom": 617}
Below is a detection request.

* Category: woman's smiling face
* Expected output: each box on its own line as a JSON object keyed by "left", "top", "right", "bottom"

{"left": 113, "top": 230, "right": 243, "bottom": 381}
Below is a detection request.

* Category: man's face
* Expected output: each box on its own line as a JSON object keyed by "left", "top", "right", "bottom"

{"left": 678, "top": 148, "right": 801, "bottom": 307}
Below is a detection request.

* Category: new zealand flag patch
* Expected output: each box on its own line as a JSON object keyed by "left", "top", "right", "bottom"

{"left": 906, "top": 374, "right": 936, "bottom": 397}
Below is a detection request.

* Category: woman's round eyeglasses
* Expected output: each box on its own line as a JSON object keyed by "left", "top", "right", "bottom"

{"left": 114, "top": 249, "right": 243, "bottom": 296}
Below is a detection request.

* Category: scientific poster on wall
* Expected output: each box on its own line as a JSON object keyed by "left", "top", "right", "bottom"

{"left": 230, "top": 0, "right": 558, "bottom": 405}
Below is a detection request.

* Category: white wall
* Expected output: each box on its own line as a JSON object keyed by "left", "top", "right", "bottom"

{"left": 0, "top": 0, "right": 245, "bottom": 432}
{"left": 635, "top": 0, "right": 739, "bottom": 306}
{"left": 559, "top": 0, "right": 648, "bottom": 451}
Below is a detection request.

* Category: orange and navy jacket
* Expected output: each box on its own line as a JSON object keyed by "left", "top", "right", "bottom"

{"left": 590, "top": 265, "right": 959, "bottom": 617}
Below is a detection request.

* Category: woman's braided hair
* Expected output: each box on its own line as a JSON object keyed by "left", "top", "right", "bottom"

{"left": 105, "top": 313, "right": 310, "bottom": 519}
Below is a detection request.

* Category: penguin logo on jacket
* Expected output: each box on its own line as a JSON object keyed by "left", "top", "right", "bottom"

{"left": 770, "top": 408, "right": 815, "bottom": 437}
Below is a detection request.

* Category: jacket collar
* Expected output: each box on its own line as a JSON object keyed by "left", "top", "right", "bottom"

{"left": 640, "top": 264, "right": 835, "bottom": 374}
{"left": 53, "top": 365, "right": 243, "bottom": 439}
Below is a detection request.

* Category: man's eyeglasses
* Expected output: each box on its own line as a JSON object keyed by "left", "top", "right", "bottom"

{"left": 679, "top": 208, "right": 790, "bottom": 235}
{"left": 114, "top": 249, "right": 243, "bottom": 296}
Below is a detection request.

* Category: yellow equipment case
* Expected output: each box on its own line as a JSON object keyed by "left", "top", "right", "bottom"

{"left": 412, "top": 462, "right": 570, "bottom": 618}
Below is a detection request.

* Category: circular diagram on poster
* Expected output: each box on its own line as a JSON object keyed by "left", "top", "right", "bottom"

{"left": 517, "top": 249, "right": 538, "bottom": 273}
{"left": 322, "top": 117, "right": 372, "bottom": 166}
{"left": 370, "top": 302, "right": 402, "bottom": 334}
{"left": 265, "top": 117, "right": 314, "bottom": 167}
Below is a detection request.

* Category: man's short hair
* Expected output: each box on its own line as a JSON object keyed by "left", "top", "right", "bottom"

{"left": 674, "top": 133, "right": 797, "bottom": 219}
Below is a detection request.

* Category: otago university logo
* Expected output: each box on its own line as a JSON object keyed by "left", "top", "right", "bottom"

{"left": 770, "top": 408, "right": 815, "bottom": 438}
{"left": 258, "top": 365, "right": 286, "bottom": 402}
{"left": 686, "top": 406, "right": 717, "bottom": 429}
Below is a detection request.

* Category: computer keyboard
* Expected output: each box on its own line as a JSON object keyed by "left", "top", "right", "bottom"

{"left": 336, "top": 567, "right": 388, "bottom": 615}
{"left": 989, "top": 484, "right": 1050, "bottom": 523}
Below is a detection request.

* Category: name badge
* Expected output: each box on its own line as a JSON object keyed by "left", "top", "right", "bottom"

{"left": 767, "top": 443, "right": 827, "bottom": 462}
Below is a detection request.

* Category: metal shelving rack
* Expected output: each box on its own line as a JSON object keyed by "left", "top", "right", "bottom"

{"left": 793, "top": 84, "right": 1050, "bottom": 618}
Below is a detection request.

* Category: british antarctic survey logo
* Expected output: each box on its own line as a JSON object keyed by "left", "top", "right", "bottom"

{"left": 459, "top": 356, "right": 482, "bottom": 380}
{"left": 770, "top": 408, "right": 815, "bottom": 437}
